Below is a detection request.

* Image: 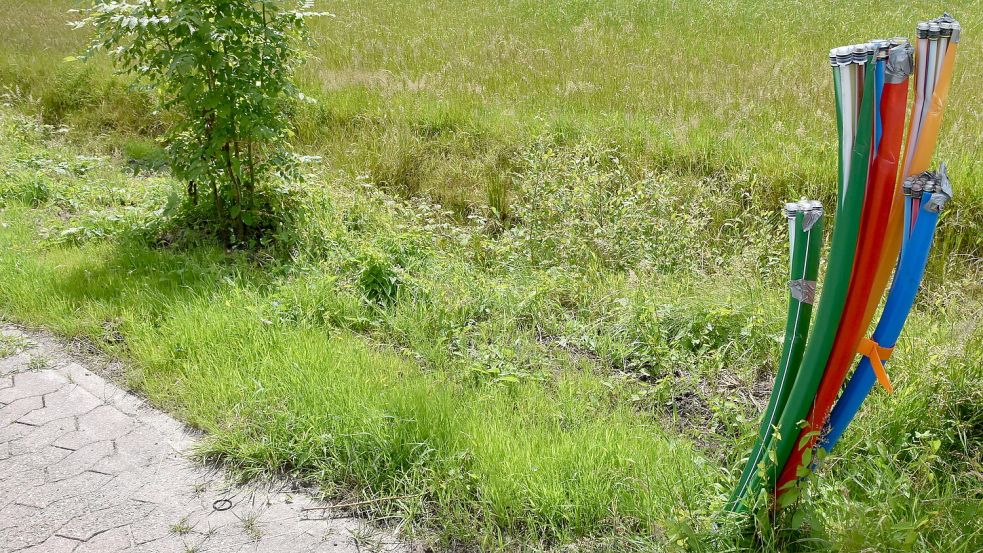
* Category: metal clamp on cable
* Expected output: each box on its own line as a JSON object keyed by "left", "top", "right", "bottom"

{"left": 799, "top": 199, "right": 823, "bottom": 231}
{"left": 923, "top": 163, "right": 953, "bottom": 212}
{"left": 789, "top": 279, "right": 816, "bottom": 305}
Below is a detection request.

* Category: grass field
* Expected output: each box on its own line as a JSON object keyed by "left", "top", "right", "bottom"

{"left": 1, "top": 0, "right": 981, "bottom": 259}
{"left": 0, "top": 1, "right": 982, "bottom": 551}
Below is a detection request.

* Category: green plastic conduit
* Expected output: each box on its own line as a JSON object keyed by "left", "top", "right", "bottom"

{"left": 725, "top": 199, "right": 824, "bottom": 512}
{"left": 765, "top": 49, "right": 875, "bottom": 498}
{"left": 733, "top": 49, "right": 875, "bottom": 510}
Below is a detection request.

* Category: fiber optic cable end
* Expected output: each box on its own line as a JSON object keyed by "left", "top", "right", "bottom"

{"left": 833, "top": 46, "right": 853, "bottom": 67}
{"left": 852, "top": 44, "right": 867, "bottom": 64}
{"left": 865, "top": 42, "right": 877, "bottom": 59}
{"left": 916, "top": 22, "right": 930, "bottom": 40}
{"left": 874, "top": 40, "right": 891, "bottom": 60}
{"left": 910, "top": 176, "right": 924, "bottom": 197}
{"left": 889, "top": 36, "right": 909, "bottom": 48}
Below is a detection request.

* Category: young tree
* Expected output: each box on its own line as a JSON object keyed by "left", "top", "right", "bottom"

{"left": 77, "top": 1, "right": 327, "bottom": 244}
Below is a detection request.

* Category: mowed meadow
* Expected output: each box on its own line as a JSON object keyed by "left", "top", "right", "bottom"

{"left": 0, "top": 1, "right": 981, "bottom": 551}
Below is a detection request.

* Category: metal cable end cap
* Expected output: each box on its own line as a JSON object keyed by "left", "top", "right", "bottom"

{"left": 852, "top": 44, "right": 867, "bottom": 63}
{"left": 835, "top": 46, "right": 853, "bottom": 65}
{"left": 785, "top": 202, "right": 800, "bottom": 218}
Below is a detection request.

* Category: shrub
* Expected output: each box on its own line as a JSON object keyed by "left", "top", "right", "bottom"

{"left": 76, "top": 0, "right": 328, "bottom": 245}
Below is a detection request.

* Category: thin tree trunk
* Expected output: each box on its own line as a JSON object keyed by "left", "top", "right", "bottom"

{"left": 246, "top": 141, "right": 256, "bottom": 195}
{"left": 223, "top": 142, "right": 245, "bottom": 241}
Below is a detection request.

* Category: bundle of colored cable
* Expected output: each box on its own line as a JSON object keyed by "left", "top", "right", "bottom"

{"left": 823, "top": 167, "right": 953, "bottom": 450}
{"left": 726, "top": 12, "right": 961, "bottom": 514}
{"left": 748, "top": 40, "right": 875, "bottom": 506}
{"left": 855, "top": 13, "right": 959, "bottom": 374}
{"left": 725, "top": 200, "right": 824, "bottom": 513}
{"left": 726, "top": 44, "right": 875, "bottom": 514}
{"left": 777, "top": 14, "right": 960, "bottom": 492}
{"left": 903, "top": 16, "right": 960, "bottom": 242}
{"left": 773, "top": 39, "right": 914, "bottom": 495}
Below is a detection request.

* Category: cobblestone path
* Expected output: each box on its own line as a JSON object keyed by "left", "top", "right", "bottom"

{"left": 0, "top": 324, "right": 407, "bottom": 553}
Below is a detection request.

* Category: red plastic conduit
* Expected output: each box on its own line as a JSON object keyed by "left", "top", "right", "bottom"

{"left": 776, "top": 52, "right": 912, "bottom": 495}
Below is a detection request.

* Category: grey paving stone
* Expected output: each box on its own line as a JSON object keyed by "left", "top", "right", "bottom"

{"left": 45, "top": 439, "right": 115, "bottom": 481}
{"left": 57, "top": 500, "right": 157, "bottom": 542}
{"left": 0, "top": 385, "right": 31, "bottom": 405}
{"left": 0, "top": 447, "right": 69, "bottom": 484}
{"left": 0, "top": 503, "right": 44, "bottom": 551}
{"left": 3, "top": 371, "right": 66, "bottom": 402}
{"left": 74, "top": 525, "right": 134, "bottom": 552}
{"left": 0, "top": 395, "right": 43, "bottom": 426}
{"left": 7, "top": 416, "right": 75, "bottom": 455}
{"left": 0, "top": 497, "right": 79, "bottom": 550}
{"left": 16, "top": 534, "right": 80, "bottom": 553}
{"left": 128, "top": 537, "right": 190, "bottom": 553}
{"left": 0, "top": 419, "right": 34, "bottom": 444}
{"left": 13, "top": 469, "right": 113, "bottom": 509}
{"left": 62, "top": 362, "right": 122, "bottom": 400}
{"left": 76, "top": 404, "right": 139, "bottom": 441}
{"left": 0, "top": 323, "right": 410, "bottom": 553}
{"left": 17, "top": 385, "right": 103, "bottom": 427}
{"left": 0, "top": 352, "right": 33, "bottom": 375}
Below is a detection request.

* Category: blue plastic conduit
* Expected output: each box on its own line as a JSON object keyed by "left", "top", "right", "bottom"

{"left": 822, "top": 172, "right": 952, "bottom": 451}
{"left": 875, "top": 43, "right": 887, "bottom": 151}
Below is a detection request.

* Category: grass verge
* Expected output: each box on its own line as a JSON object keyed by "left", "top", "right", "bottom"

{"left": 1, "top": 108, "right": 982, "bottom": 550}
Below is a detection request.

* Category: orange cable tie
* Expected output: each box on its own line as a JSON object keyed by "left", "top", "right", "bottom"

{"left": 857, "top": 337, "right": 894, "bottom": 394}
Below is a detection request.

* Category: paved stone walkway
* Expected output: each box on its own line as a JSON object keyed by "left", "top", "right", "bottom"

{"left": 0, "top": 324, "right": 408, "bottom": 553}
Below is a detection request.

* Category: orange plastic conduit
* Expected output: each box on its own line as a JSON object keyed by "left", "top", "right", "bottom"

{"left": 862, "top": 25, "right": 959, "bottom": 329}
{"left": 909, "top": 30, "right": 959, "bottom": 227}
